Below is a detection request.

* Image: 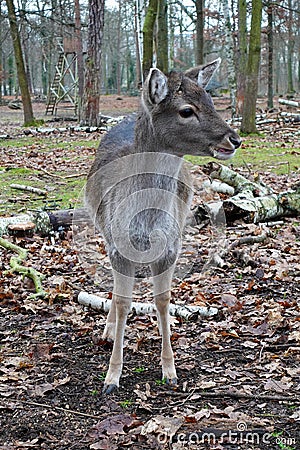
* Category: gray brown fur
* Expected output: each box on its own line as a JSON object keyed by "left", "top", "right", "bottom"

{"left": 85, "top": 59, "right": 241, "bottom": 394}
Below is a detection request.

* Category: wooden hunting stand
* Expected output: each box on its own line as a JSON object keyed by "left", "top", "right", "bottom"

{"left": 45, "top": 37, "right": 78, "bottom": 116}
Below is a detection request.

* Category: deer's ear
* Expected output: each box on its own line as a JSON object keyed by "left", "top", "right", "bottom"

{"left": 185, "top": 58, "right": 221, "bottom": 89}
{"left": 144, "top": 68, "right": 168, "bottom": 105}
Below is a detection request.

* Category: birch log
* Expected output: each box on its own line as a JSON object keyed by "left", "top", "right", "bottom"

{"left": 78, "top": 291, "right": 218, "bottom": 319}
{"left": 225, "top": 190, "right": 300, "bottom": 223}
{"left": 278, "top": 98, "right": 299, "bottom": 107}
{"left": 203, "top": 162, "right": 272, "bottom": 196}
{"left": 202, "top": 163, "right": 300, "bottom": 223}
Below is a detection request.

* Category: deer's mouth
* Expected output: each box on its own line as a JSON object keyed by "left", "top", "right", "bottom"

{"left": 211, "top": 135, "right": 241, "bottom": 160}
{"left": 212, "top": 146, "right": 236, "bottom": 160}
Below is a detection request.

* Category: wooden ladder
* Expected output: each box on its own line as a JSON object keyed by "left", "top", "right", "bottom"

{"left": 45, "top": 54, "right": 64, "bottom": 115}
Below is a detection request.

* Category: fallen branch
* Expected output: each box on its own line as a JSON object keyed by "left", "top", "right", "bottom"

{"left": 10, "top": 183, "right": 48, "bottom": 196}
{"left": 78, "top": 291, "right": 218, "bottom": 319}
{"left": 0, "top": 237, "right": 47, "bottom": 298}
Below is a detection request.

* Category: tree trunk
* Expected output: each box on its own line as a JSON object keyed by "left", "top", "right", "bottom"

{"left": 134, "top": 0, "right": 143, "bottom": 86}
{"left": 236, "top": 0, "right": 247, "bottom": 116}
{"left": 142, "top": 0, "right": 158, "bottom": 74}
{"left": 116, "top": 0, "right": 122, "bottom": 95}
{"left": 74, "top": 0, "right": 84, "bottom": 119}
{"left": 267, "top": 1, "right": 273, "bottom": 109}
{"left": 0, "top": 1, "right": 3, "bottom": 104}
{"left": 81, "top": 0, "right": 105, "bottom": 126}
{"left": 287, "top": 0, "right": 294, "bottom": 94}
{"left": 195, "top": 0, "right": 204, "bottom": 65}
{"left": 5, "top": 0, "right": 34, "bottom": 126}
{"left": 156, "top": 0, "right": 168, "bottom": 73}
{"left": 240, "top": 0, "right": 262, "bottom": 134}
{"left": 223, "top": 0, "right": 236, "bottom": 117}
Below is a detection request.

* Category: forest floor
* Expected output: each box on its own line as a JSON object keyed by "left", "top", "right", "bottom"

{"left": 0, "top": 96, "right": 300, "bottom": 450}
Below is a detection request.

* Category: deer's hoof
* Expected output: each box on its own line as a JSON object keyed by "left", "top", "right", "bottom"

{"left": 102, "top": 383, "right": 118, "bottom": 395}
{"left": 166, "top": 377, "right": 178, "bottom": 386}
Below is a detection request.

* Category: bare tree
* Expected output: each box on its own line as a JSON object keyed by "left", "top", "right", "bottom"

{"left": 5, "top": 0, "right": 34, "bottom": 125}
{"left": 241, "top": 0, "right": 263, "bottom": 134}
{"left": 267, "top": 0, "right": 273, "bottom": 109}
{"left": 222, "top": 0, "right": 236, "bottom": 117}
{"left": 81, "top": 0, "right": 105, "bottom": 126}
{"left": 156, "top": 0, "right": 168, "bottom": 72}
{"left": 143, "top": 0, "right": 158, "bottom": 74}
{"left": 237, "top": 0, "right": 247, "bottom": 116}
{"left": 195, "top": 0, "right": 204, "bottom": 64}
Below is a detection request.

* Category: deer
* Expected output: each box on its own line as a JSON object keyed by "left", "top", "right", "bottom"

{"left": 85, "top": 58, "right": 241, "bottom": 394}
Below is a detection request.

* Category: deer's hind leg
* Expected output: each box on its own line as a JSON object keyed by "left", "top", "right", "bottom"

{"left": 151, "top": 263, "right": 177, "bottom": 386}
{"left": 103, "top": 266, "right": 135, "bottom": 394}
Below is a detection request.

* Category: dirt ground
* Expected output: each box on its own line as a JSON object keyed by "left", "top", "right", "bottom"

{"left": 0, "top": 97, "right": 300, "bottom": 450}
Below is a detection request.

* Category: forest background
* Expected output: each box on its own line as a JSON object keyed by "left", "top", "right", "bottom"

{"left": 1, "top": 0, "right": 300, "bottom": 132}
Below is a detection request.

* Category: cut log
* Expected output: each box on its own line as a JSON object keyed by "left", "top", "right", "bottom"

{"left": 8, "top": 221, "right": 35, "bottom": 237}
{"left": 78, "top": 291, "right": 218, "bottom": 319}
{"left": 224, "top": 190, "right": 300, "bottom": 223}
{"left": 0, "top": 208, "right": 89, "bottom": 236}
{"left": 202, "top": 163, "right": 300, "bottom": 223}
{"left": 278, "top": 98, "right": 299, "bottom": 108}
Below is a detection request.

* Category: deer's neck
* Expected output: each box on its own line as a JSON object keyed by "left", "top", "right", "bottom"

{"left": 134, "top": 110, "right": 160, "bottom": 153}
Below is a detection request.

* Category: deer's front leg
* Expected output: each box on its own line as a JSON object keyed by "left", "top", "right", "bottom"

{"left": 102, "top": 268, "right": 134, "bottom": 394}
{"left": 155, "top": 292, "right": 177, "bottom": 385}
{"left": 103, "top": 294, "right": 131, "bottom": 394}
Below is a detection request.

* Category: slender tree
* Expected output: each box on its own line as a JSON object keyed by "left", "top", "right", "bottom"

{"left": 5, "top": 0, "right": 34, "bottom": 125}
{"left": 287, "top": 0, "right": 294, "bottom": 93}
{"left": 75, "top": 0, "right": 84, "bottom": 116}
{"left": 142, "top": 0, "right": 158, "bottom": 74}
{"left": 267, "top": 0, "right": 273, "bottom": 109}
{"left": 223, "top": 0, "right": 236, "bottom": 117}
{"left": 81, "top": 0, "right": 105, "bottom": 126}
{"left": 195, "top": 0, "right": 204, "bottom": 65}
{"left": 156, "top": 0, "right": 168, "bottom": 72}
{"left": 237, "top": 0, "right": 247, "bottom": 116}
{"left": 241, "top": 0, "right": 262, "bottom": 134}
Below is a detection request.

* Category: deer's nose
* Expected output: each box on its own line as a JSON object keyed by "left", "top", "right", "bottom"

{"left": 229, "top": 135, "right": 242, "bottom": 149}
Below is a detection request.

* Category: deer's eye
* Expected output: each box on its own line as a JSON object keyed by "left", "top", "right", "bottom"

{"left": 179, "top": 107, "right": 194, "bottom": 118}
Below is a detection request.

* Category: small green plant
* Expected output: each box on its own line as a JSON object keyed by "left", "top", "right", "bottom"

{"left": 235, "top": 273, "right": 243, "bottom": 280}
{"left": 155, "top": 377, "right": 167, "bottom": 386}
{"left": 119, "top": 399, "right": 133, "bottom": 408}
{"left": 98, "top": 372, "right": 107, "bottom": 381}
{"left": 133, "top": 366, "right": 145, "bottom": 373}
{"left": 90, "top": 389, "right": 99, "bottom": 396}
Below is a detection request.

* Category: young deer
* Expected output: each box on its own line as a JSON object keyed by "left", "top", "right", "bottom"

{"left": 85, "top": 59, "right": 241, "bottom": 394}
